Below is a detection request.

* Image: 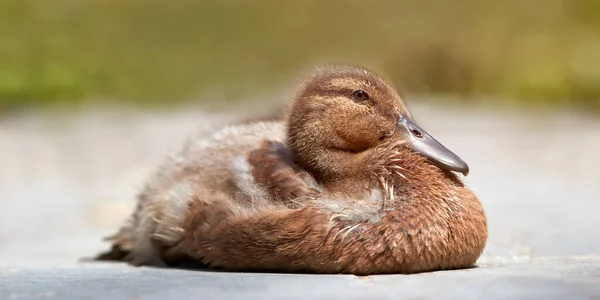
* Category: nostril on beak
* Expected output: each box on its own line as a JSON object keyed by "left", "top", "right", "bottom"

{"left": 411, "top": 129, "right": 423, "bottom": 138}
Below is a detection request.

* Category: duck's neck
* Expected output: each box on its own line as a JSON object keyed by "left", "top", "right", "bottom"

{"left": 295, "top": 147, "right": 373, "bottom": 188}
{"left": 305, "top": 147, "right": 465, "bottom": 202}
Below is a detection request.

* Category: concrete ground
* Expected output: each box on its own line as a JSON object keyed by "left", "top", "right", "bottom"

{"left": 1, "top": 101, "right": 599, "bottom": 299}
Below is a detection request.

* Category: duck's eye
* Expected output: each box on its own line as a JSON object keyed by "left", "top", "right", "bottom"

{"left": 351, "top": 90, "right": 370, "bottom": 101}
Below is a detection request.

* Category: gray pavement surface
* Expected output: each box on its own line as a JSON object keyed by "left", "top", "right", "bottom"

{"left": 1, "top": 101, "right": 599, "bottom": 299}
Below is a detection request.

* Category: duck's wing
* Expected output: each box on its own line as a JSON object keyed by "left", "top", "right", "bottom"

{"left": 182, "top": 199, "right": 392, "bottom": 274}
{"left": 247, "top": 140, "right": 321, "bottom": 203}
{"left": 180, "top": 185, "right": 486, "bottom": 275}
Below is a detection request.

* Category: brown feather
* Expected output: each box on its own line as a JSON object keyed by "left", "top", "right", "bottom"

{"left": 248, "top": 140, "right": 321, "bottom": 204}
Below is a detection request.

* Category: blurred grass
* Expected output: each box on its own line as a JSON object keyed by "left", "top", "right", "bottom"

{"left": 1, "top": 0, "right": 599, "bottom": 112}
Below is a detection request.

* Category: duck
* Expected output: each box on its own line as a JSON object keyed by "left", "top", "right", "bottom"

{"left": 97, "top": 65, "right": 487, "bottom": 274}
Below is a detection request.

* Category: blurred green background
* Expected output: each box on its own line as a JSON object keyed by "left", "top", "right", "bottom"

{"left": 1, "top": 0, "right": 599, "bottom": 112}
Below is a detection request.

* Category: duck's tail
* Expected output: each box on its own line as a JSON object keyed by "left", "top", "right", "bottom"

{"left": 94, "top": 227, "right": 134, "bottom": 261}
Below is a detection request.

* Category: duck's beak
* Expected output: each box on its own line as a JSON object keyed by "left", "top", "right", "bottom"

{"left": 396, "top": 113, "right": 469, "bottom": 176}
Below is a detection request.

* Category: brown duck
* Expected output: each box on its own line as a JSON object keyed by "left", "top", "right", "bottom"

{"left": 98, "top": 65, "right": 487, "bottom": 275}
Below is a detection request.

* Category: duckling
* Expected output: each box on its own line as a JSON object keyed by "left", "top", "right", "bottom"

{"left": 98, "top": 65, "right": 487, "bottom": 274}
{"left": 180, "top": 65, "right": 487, "bottom": 274}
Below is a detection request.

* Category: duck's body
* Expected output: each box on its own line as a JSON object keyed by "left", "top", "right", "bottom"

{"left": 98, "top": 65, "right": 487, "bottom": 274}
{"left": 184, "top": 148, "right": 486, "bottom": 274}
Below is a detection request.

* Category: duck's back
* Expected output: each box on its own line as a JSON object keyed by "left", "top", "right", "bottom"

{"left": 103, "top": 120, "right": 286, "bottom": 265}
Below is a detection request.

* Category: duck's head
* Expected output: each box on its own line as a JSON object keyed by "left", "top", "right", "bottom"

{"left": 286, "top": 65, "right": 469, "bottom": 182}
